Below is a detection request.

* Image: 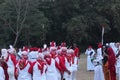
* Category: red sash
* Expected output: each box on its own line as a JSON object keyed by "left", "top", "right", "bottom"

{"left": 19, "top": 60, "right": 28, "bottom": 70}
{"left": 45, "top": 58, "right": 51, "bottom": 65}
{"left": 37, "top": 60, "right": 45, "bottom": 74}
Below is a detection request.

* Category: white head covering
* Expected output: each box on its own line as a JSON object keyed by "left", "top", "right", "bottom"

{"left": 61, "top": 47, "right": 67, "bottom": 52}
{"left": 1, "top": 49, "right": 8, "bottom": 59}
{"left": 50, "top": 47, "right": 57, "bottom": 52}
{"left": 56, "top": 49, "right": 61, "bottom": 54}
{"left": 21, "top": 51, "right": 28, "bottom": 55}
{"left": 67, "top": 49, "right": 74, "bottom": 54}
{"left": 8, "top": 45, "right": 16, "bottom": 54}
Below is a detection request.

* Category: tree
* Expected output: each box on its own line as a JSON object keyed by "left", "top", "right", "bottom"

{"left": 0, "top": 0, "right": 30, "bottom": 47}
{"left": 0, "top": 0, "right": 49, "bottom": 47}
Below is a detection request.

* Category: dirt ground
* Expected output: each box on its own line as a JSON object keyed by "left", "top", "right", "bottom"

{"left": 76, "top": 54, "right": 94, "bottom": 80}
{"left": 76, "top": 54, "right": 119, "bottom": 80}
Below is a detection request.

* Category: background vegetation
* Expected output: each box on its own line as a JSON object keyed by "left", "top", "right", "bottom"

{"left": 0, "top": 0, "right": 120, "bottom": 51}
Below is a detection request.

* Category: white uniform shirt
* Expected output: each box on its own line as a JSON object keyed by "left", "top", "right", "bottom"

{"left": 46, "top": 58, "right": 58, "bottom": 80}
{"left": 17, "top": 61, "right": 32, "bottom": 80}
{"left": 33, "top": 61, "right": 47, "bottom": 80}
{"left": 28, "top": 51, "right": 38, "bottom": 62}
{"left": 0, "top": 66, "right": 5, "bottom": 80}
{"left": 6, "top": 55, "right": 16, "bottom": 80}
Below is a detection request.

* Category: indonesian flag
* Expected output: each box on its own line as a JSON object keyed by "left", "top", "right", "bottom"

{"left": 102, "top": 26, "right": 104, "bottom": 45}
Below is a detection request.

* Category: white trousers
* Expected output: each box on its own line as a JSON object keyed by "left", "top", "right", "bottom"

{"left": 94, "top": 65, "right": 104, "bottom": 80}
{"left": 72, "top": 71, "right": 77, "bottom": 80}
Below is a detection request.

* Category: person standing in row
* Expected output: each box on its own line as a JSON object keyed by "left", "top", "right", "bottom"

{"left": 85, "top": 46, "right": 95, "bottom": 71}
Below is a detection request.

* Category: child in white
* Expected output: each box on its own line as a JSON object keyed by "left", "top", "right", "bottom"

{"left": 93, "top": 53, "right": 104, "bottom": 80}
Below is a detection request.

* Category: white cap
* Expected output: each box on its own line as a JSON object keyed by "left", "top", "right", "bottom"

{"left": 1, "top": 49, "right": 8, "bottom": 55}
{"left": 67, "top": 49, "right": 74, "bottom": 54}
{"left": 109, "top": 42, "right": 115, "bottom": 47}
{"left": 61, "top": 47, "right": 67, "bottom": 52}
{"left": 8, "top": 45, "right": 16, "bottom": 54}
{"left": 56, "top": 49, "right": 61, "bottom": 54}
{"left": 1, "top": 49, "right": 8, "bottom": 59}
{"left": 50, "top": 47, "right": 57, "bottom": 52}
{"left": 43, "top": 51, "right": 51, "bottom": 56}
{"left": 21, "top": 51, "right": 28, "bottom": 55}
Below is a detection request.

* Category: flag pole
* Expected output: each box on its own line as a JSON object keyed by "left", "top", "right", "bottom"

{"left": 101, "top": 26, "right": 104, "bottom": 45}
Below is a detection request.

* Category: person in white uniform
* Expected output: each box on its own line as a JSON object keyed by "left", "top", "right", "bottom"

{"left": 92, "top": 53, "right": 104, "bottom": 80}
{"left": 85, "top": 46, "right": 95, "bottom": 71}
{"left": 44, "top": 51, "right": 58, "bottom": 80}
{"left": 69, "top": 49, "right": 78, "bottom": 80}
{"left": 1, "top": 48, "right": 17, "bottom": 80}
{"left": 16, "top": 51, "right": 32, "bottom": 80}
{"left": 0, "top": 58, "right": 5, "bottom": 80}
{"left": 28, "top": 48, "right": 39, "bottom": 62}
{"left": 116, "top": 50, "right": 120, "bottom": 80}
{"left": 32, "top": 53, "right": 47, "bottom": 80}
{"left": 63, "top": 48, "right": 72, "bottom": 80}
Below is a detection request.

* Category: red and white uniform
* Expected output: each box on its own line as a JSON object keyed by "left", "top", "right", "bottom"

{"left": 28, "top": 51, "right": 38, "bottom": 62}
{"left": 71, "top": 54, "right": 78, "bottom": 71}
{"left": 6, "top": 54, "right": 17, "bottom": 80}
{"left": 45, "top": 55, "right": 58, "bottom": 80}
{"left": 16, "top": 59, "right": 32, "bottom": 80}
{"left": 59, "top": 47, "right": 71, "bottom": 80}
{"left": 85, "top": 47, "right": 95, "bottom": 71}
{"left": 63, "top": 55, "right": 72, "bottom": 80}
{"left": 55, "top": 55, "right": 63, "bottom": 80}
{"left": 32, "top": 60, "right": 47, "bottom": 80}
{"left": 71, "top": 55, "right": 78, "bottom": 80}
{"left": 68, "top": 49, "right": 78, "bottom": 80}
{"left": 50, "top": 48, "right": 63, "bottom": 80}
{"left": 74, "top": 47, "right": 79, "bottom": 58}
{"left": 1, "top": 49, "right": 17, "bottom": 80}
{"left": 0, "top": 66, "right": 5, "bottom": 80}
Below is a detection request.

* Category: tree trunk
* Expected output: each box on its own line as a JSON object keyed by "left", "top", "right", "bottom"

{"left": 13, "top": 33, "right": 19, "bottom": 47}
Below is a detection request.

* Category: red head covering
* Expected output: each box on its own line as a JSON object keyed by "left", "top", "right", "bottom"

{"left": 30, "top": 48, "right": 33, "bottom": 51}
{"left": 50, "top": 41, "right": 56, "bottom": 47}
{"left": 88, "top": 46, "right": 92, "bottom": 48}
{"left": 98, "top": 42, "right": 102, "bottom": 48}
{"left": 57, "top": 45, "right": 61, "bottom": 50}
{"left": 38, "top": 48, "right": 42, "bottom": 53}
{"left": 61, "top": 42, "right": 66, "bottom": 47}
{"left": 23, "top": 46, "right": 29, "bottom": 52}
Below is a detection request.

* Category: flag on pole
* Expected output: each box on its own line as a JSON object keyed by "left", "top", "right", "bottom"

{"left": 102, "top": 26, "right": 104, "bottom": 45}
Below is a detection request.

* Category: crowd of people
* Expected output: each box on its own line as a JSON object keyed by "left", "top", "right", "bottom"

{"left": 0, "top": 41, "right": 80, "bottom": 80}
{"left": 2, "top": 40, "right": 119, "bottom": 80}
{"left": 85, "top": 42, "right": 120, "bottom": 80}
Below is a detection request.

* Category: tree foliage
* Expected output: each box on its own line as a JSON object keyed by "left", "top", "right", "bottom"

{"left": 0, "top": 0, "right": 120, "bottom": 49}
